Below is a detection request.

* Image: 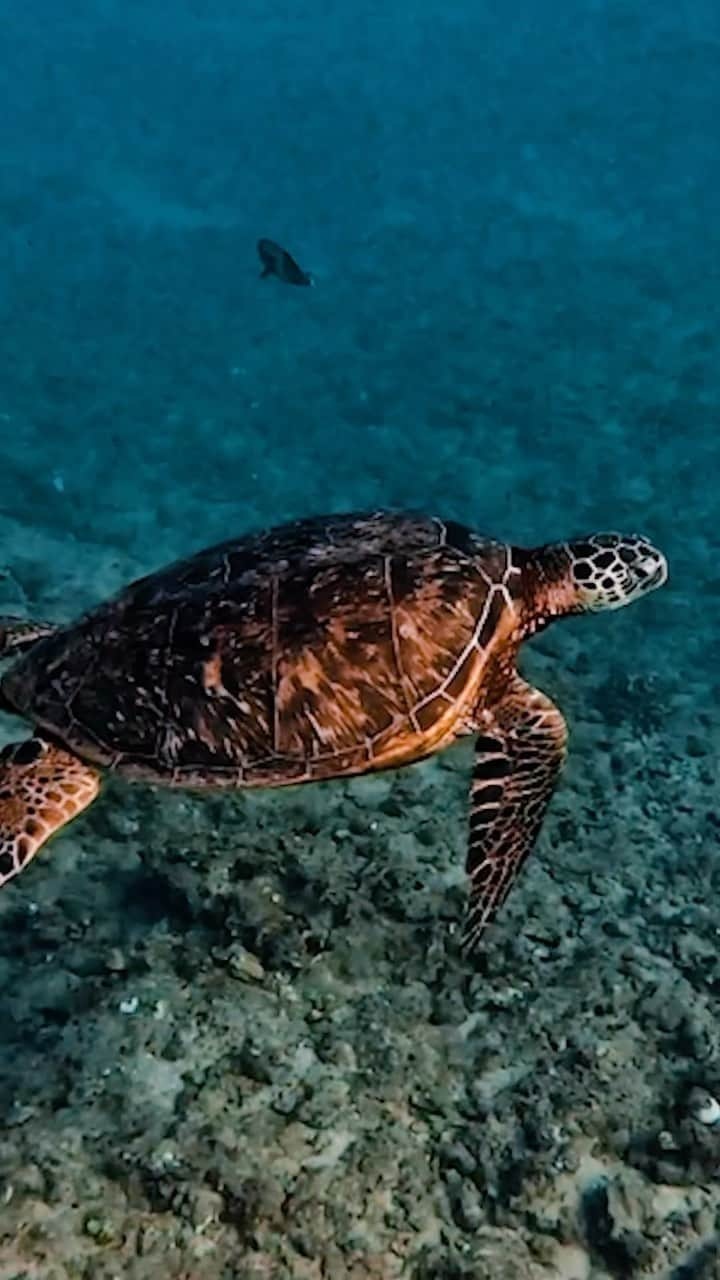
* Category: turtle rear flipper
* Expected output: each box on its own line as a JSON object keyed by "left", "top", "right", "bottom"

{"left": 0, "top": 617, "right": 58, "bottom": 659}
{"left": 463, "top": 678, "right": 567, "bottom": 954}
{"left": 0, "top": 738, "right": 100, "bottom": 886}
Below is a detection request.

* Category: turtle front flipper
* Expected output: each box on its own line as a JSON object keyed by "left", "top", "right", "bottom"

{"left": 0, "top": 617, "right": 58, "bottom": 659}
{"left": 0, "top": 738, "right": 101, "bottom": 887}
{"left": 463, "top": 678, "right": 567, "bottom": 954}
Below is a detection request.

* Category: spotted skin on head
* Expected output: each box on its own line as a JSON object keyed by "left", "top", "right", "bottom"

{"left": 0, "top": 738, "right": 101, "bottom": 886}
{"left": 566, "top": 533, "right": 667, "bottom": 611}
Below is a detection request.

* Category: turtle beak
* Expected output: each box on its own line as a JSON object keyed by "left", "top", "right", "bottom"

{"left": 635, "top": 549, "right": 668, "bottom": 595}
{"left": 646, "top": 554, "right": 668, "bottom": 591}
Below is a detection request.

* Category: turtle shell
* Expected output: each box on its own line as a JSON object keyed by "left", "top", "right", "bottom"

{"left": 1, "top": 512, "right": 522, "bottom": 786}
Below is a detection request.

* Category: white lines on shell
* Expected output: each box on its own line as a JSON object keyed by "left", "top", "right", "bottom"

{"left": 384, "top": 555, "right": 420, "bottom": 730}
{"left": 306, "top": 709, "right": 334, "bottom": 749}
{"left": 417, "top": 579, "right": 515, "bottom": 714}
{"left": 431, "top": 517, "right": 448, "bottom": 546}
{"left": 502, "top": 546, "right": 522, "bottom": 584}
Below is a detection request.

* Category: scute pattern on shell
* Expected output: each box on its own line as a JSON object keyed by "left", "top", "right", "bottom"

{"left": 2, "top": 513, "right": 519, "bottom": 786}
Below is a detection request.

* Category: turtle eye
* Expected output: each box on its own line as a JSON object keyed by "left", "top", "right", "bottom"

{"left": 10, "top": 738, "right": 47, "bottom": 766}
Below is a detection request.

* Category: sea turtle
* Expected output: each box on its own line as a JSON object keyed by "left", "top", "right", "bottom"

{"left": 0, "top": 511, "right": 666, "bottom": 951}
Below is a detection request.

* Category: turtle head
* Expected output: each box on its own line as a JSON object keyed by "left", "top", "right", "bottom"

{"left": 522, "top": 533, "right": 667, "bottom": 629}
{"left": 565, "top": 534, "right": 668, "bottom": 612}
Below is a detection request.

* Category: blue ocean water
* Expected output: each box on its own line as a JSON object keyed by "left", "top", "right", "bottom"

{"left": 0, "top": 1, "right": 718, "bottom": 1276}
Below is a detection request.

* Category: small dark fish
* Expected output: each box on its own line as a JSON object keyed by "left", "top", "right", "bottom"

{"left": 257, "top": 238, "right": 314, "bottom": 286}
